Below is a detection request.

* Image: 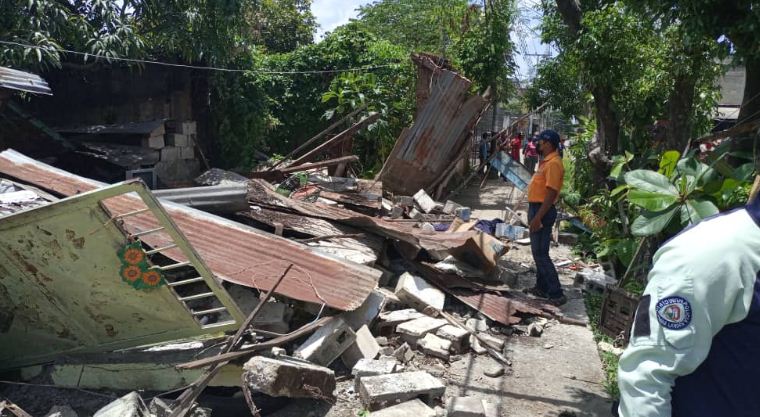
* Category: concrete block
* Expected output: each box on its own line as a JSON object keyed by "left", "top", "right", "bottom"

{"left": 160, "top": 146, "right": 180, "bottom": 162}
{"left": 442, "top": 200, "right": 463, "bottom": 214}
{"left": 447, "top": 396, "right": 486, "bottom": 417}
{"left": 409, "top": 208, "right": 423, "bottom": 219}
{"left": 179, "top": 146, "right": 195, "bottom": 160}
{"left": 379, "top": 346, "right": 394, "bottom": 356}
{"left": 477, "top": 333, "right": 505, "bottom": 350}
{"left": 142, "top": 134, "right": 165, "bottom": 149}
{"left": 397, "top": 316, "right": 448, "bottom": 339}
{"left": 94, "top": 392, "right": 146, "bottom": 417}
{"left": 380, "top": 308, "right": 426, "bottom": 325}
{"left": 414, "top": 189, "right": 438, "bottom": 213}
{"left": 528, "top": 322, "right": 544, "bottom": 337}
{"left": 352, "top": 357, "right": 397, "bottom": 378}
{"left": 454, "top": 207, "right": 471, "bottom": 221}
{"left": 417, "top": 333, "right": 451, "bottom": 360}
{"left": 469, "top": 336, "right": 487, "bottom": 354}
{"left": 394, "top": 342, "right": 416, "bottom": 364}
{"left": 436, "top": 325, "right": 469, "bottom": 353}
{"left": 342, "top": 289, "right": 387, "bottom": 331}
{"left": 342, "top": 325, "right": 381, "bottom": 368}
{"left": 165, "top": 133, "right": 190, "bottom": 147}
{"left": 227, "top": 287, "right": 291, "bottom": 334}
{"left": 243, "top": 356, "right": 335, "bottom": 400}
{"left": 45, "top": 405, "right": 78, "bottom": 417}
{"left": 393, "top": 195, "right": 415, "bottom": 207}
{"left": 395, "top": 273, "right": 445, "bottom": 313}
{"left": 482, "top": 400, "right": 499, "bottom": 417}
{"left": 376, "top": 336, "right": 389, "bottom": 346}
{"left": 465, "top": 318, "right": 489, "bottom": 332}
{"left": 294, "top": 317, "right": 356, "bottom": 366}
{"left": 371, "top": 399, "right": 436, "bottom": 417}
{"left": 167, "top": 120, "right": 197, "bottom": 135}
{"left": 358, "top": 371, "right": 446, "bottom": 410}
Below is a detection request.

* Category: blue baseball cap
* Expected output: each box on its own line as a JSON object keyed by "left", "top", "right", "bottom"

{"left": 537, "top": 129, "right": 561, "bottom": 149}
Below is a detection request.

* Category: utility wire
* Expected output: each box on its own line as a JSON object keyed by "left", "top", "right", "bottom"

{"left": 0, "top": 40, "right": 400, "bottom": 75}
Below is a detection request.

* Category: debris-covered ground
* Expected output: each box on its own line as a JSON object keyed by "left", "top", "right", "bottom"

{"left": 0, "top": 56, "right": 612, "bottom": 417}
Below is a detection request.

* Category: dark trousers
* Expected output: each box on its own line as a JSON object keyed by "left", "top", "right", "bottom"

{"left": 528, "top": 203, "right": 563, "bottom": 298}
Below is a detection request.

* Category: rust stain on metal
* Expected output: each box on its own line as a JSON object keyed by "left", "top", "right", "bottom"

{"left": 381, "top": 54, "right": 490, "bottom": 195}
{"left": 0, "top": 150, "right": 381, "bottom": 311}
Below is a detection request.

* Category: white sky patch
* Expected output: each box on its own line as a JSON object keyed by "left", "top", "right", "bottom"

{"left": 312, "top": 0, "right": 369, "bottom": 40}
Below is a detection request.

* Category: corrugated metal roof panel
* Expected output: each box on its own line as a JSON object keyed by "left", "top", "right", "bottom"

{"left": 0, "top": 67, "right": 52, "bottom": 95}
{"left": 0, "top": 149, "right": 381, "bottom": 311}
{"left": 381, "top": 55, "right": 489, "bottom": 195}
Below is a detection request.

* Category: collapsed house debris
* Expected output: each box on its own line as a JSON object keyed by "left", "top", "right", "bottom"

{"left": 0, "top": 55, "right": 579, "bottom": 417}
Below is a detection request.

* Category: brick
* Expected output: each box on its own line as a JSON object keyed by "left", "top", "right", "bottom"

{"left": 393, "top": 195, "right": 415, "bottom": 207}
{"left": 243, "top": 356, "right": 335, "bottom": 400}
{"left": 393, "top": 342, "right": 416, "bottom": 364}
{"left": 358, "top": 371, "right": 445, "bottom": 410}
{"left": 294, "top": 317, "right": 356, "bottom": 366}
{"left": 160, "top": 146, "right": 180, "bottom": 161}
{"left": 397, "top": 316, "right": 447, "bottom": 348}
{"left": 442, "top": 200, "right": 463, "bottom": 214}
{"left": 413, "top": 189, "right": 438, "bottom": 213}
{"left": 436, "top": 325, "right": 470, "bottom": 353}
{"left": 371, "top": 399, "right": 436, "bottom": 417}
{"left": 417, "top": 333, "right": 451, "bottom": 360}
{"left": 395, "top": 273, "right": 445, "bottom": 313}
{"left": 341, "top": 325, "right": 381, "bottom": 368}
{"left": 447, "top": 396, "right": 486, "bottom": 417}
{"left": 477, "top": 333, "right": 505, "bottom": 350}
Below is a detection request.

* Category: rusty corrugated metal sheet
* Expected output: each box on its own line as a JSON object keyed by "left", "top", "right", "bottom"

{"left": 0, "top": 149, "right": 381, "bottom": 311}
{"left": 0, "top": 67, "right": 51, "bottom": 95}
{"left": 381, "top": 54, "right": 489, "bottom": 195}
{"left": 416, "top": 263, "right": 560, "bottom": 325}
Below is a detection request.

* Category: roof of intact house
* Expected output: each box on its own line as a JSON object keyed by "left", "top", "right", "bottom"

{"left": 0, "top": 66, "right": 52, "bottom": 95}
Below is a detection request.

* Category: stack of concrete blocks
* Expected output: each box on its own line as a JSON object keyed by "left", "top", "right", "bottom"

{"left": 151, "top": 120, "right": 201, "bottom": 186}
{"left": 162, "top": 120, "right": 197, "bottom": 161}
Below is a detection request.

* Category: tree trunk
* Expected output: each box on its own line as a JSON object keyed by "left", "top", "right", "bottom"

{"left": 738, "top": 55, "right": 760, "bottom": 124}
{"left": 591, "top": 84, "right": 620, "bottom": 154}
{"left": 666, "top": 73, "right": 696, "bottom": 152}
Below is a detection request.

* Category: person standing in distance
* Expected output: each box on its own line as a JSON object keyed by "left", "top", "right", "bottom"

{"left": 524, "top": 129, "right": 566, "bottom": 306}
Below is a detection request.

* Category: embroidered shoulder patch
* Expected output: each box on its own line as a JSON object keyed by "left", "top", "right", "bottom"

{"left": 656, "top": 296, "right": 692, "bottom": 330}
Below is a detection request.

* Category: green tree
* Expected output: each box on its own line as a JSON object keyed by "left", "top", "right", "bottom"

{"left": 0, "top": 0, "right": 145, "bottom": 69}
{"left": 249, "top": 0, "right": 317, "bottom": 53}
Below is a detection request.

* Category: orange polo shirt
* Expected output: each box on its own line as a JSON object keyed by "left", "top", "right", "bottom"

{"left": 527, "top": 151, "right": 564, "bottom": 203}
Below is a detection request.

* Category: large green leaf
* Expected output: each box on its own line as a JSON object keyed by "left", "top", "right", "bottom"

{"left": 631, "top": 206, "right": 678, "bottom": 236}
{"left": 624, "top": 170, "right": 678, "bottom": 195}
{"left": 677, "top": 157, "right": 716, "bottom": 185}
{"left": 658, "top": 150, "right": 680, "bottom": 178}
{"left": 733, "top": 163, "right": 755, "bottom": 181}
{"left": 682, "top": 199, "right": 720, "bottom": 225}
{"left": 627, "top": 189, "right": 678, "bottom": 211}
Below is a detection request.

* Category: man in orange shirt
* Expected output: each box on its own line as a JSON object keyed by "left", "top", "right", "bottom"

{"left": 524, "top": 129, "right": 566, "bottom": 306}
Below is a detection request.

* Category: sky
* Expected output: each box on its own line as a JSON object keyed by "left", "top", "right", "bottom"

{"left": 310, "top": 0, "right": 552, "bottom": 82}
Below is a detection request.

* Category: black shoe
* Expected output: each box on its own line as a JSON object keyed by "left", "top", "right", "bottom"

{"left": 523, "top": 286, "right": 548, "bottom": 298}
{"left": 548, "top": 295, "right": 568, "bottom": 306}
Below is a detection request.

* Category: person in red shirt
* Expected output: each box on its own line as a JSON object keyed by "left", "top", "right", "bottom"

{"left": 510, "top": 132, "right": 523, "bottom": 162}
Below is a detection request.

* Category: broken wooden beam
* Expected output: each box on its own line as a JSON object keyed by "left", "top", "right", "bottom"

{"left": 290, "top": 112, "right": 381, "bottom": 167}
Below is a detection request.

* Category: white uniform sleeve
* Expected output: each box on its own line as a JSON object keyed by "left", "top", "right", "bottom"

{"left": 617, "top": 239, "right": 751, "bottom": 417}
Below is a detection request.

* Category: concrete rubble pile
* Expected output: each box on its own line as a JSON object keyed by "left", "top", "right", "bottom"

{"left": 0, "top": 55, "right": 568, "bottom": 417}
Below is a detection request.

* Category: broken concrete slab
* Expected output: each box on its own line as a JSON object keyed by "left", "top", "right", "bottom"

{"left": 341, "top": 289, "right": 387, "bottom": 331}
{"left": 376, "top": 336, "right": 389, "bottom": 346}
{"left": 436, "top": 325, "right": 469, "bottom": 353}
{"left": 294, "top": 317, "right": 356, "bottom": 366}
{"left": 371, "top": 398, "right": 436, "bottom": 417}
{"left": 442, "top": 200, "right": 463, "bottom": 215}
{"left": 148, "top": 398, "right": 211, "bottom": 417}
{"left": 528, "top": 322, "right": 544, "bottom": 337}
{"left": 397, "top": 316, "right": 448, "bottom": 346}
{"left": 358, "top": 371, "right": 446, "bottom": 410}
{"left": 417, "top": 333, "right": 452, "bottom": 360}
{"left": 379, "top": 346, "right": 394, "bottom": 356}
{"left": 243, "top": 356, "right": 336, "bottom": 401}
{"left": 470, "top": 336, "right": 487, "bottom": 354}
{"left": 482, "top": 400, "right": 499, "bottom": 417}
{"left": 379, "top": 308, "right": 426, "bottom": 325}
{"left": 93, "top": 392, "right": 146, "bottom": 417}
{"left": 395, "top": 272, "right": 445, "bottom": 313}
{"left": 465, "top": 318, "right": 489, "bottom": 332}
{"left": 394, "top": 342, "right": 416, "bottom": 364}
{"left": 342, "top": 325, "right": 381, "bottom": 368}
{"left": 447, "top": 396, "right": 486, "bottom": 417}
{"left": 393, "top": 195, "right": 415, "bottom": 207}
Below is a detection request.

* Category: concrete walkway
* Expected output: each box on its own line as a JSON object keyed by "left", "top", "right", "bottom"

{"left": 453, "top": 177, "right": 612, "bottom": 417}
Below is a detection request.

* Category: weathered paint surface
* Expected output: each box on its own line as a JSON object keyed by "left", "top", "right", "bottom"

{"left": 0, "top": 182, "right": 243, "bottom": 370}
{"left": 0, "top": 149, "right": 381, "bottom": 311}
